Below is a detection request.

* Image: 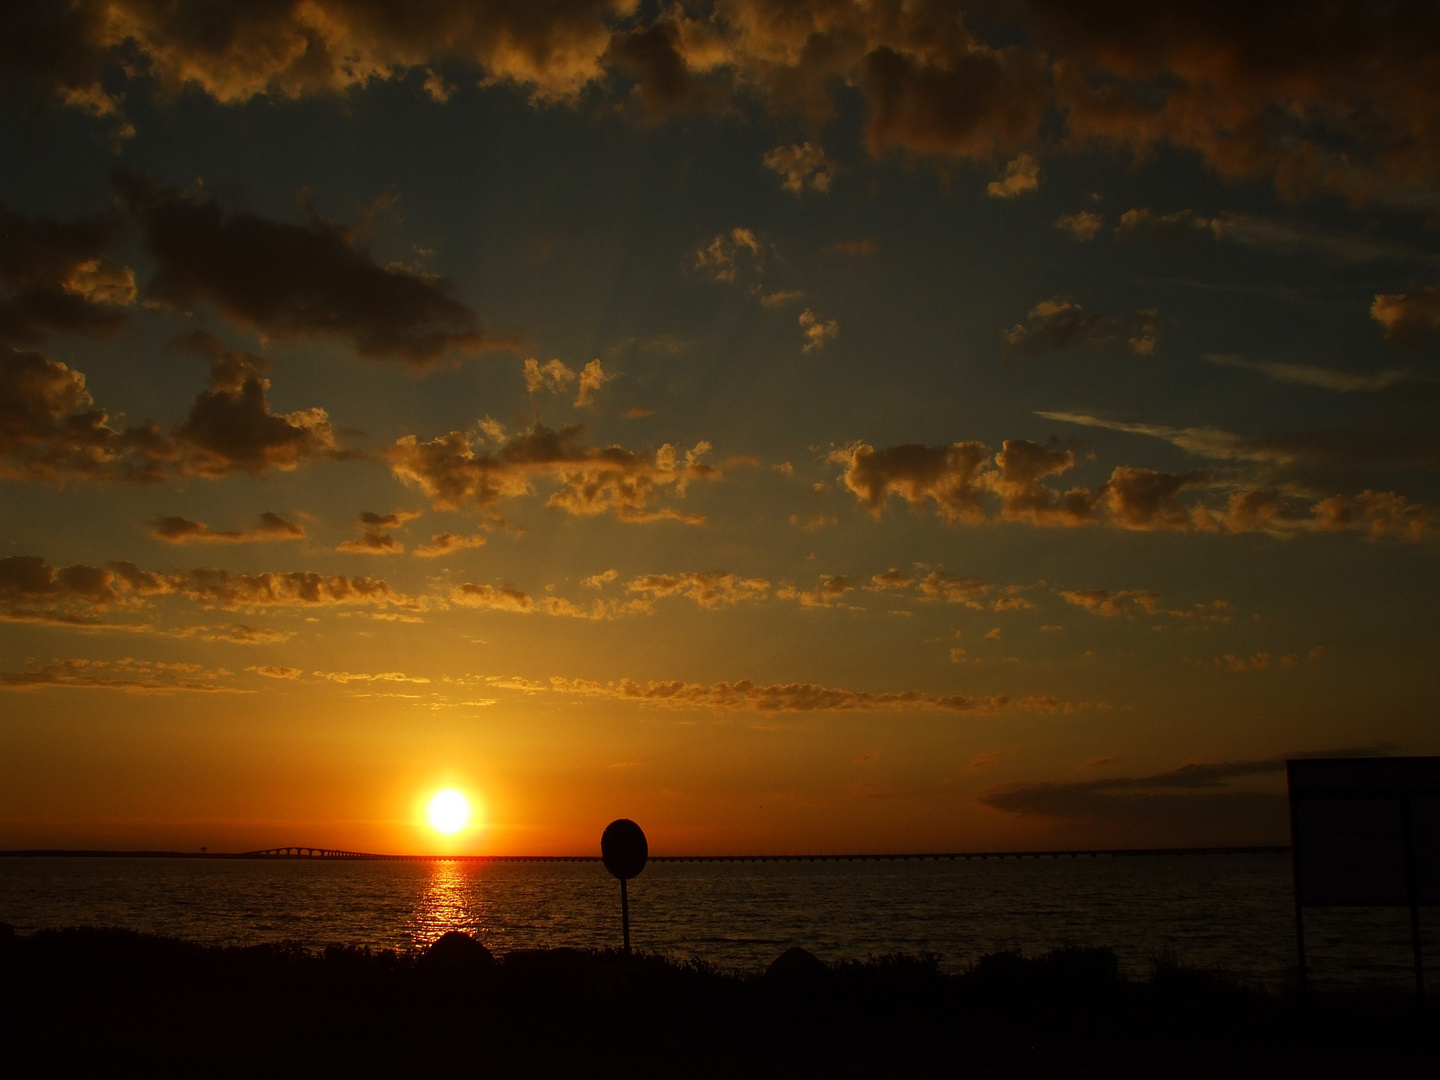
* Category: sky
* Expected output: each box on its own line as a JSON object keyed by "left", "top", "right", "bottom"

{"left": 2, "top": 1, "right": 1439, "bottom": 856}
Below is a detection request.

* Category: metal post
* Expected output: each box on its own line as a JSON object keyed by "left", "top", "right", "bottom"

{"left": 1401, "top": 796, "right": 1425, "bottom": 998}
{"left": 1287, "top": 769, "right": 1307, "bottom": 997}
{"left": 621, "top": 877, "right": 631, "bottom": 955}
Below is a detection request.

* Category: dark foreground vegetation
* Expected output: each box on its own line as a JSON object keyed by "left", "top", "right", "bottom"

{"left": 0, "top": 924, "right": 1433, "bottom": 1078}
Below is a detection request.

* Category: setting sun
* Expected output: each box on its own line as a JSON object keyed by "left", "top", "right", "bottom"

{"left": 427, "top": 789, "right": 471, "bottom": 835}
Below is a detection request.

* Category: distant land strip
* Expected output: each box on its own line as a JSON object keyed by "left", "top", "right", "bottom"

{"left": 0, "top": 845, "right": 1291, "bottom": 862}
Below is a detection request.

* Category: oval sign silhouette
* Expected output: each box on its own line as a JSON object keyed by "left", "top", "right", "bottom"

{"left": 601, "top": 818, "right": 648, "bottom": 880}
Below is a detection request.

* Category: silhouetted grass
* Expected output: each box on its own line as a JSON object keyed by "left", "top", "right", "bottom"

{"left": 0, "top": 924, "right": 1433, "bottom": 1078}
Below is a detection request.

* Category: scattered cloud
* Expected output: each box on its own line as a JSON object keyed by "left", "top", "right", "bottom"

{"left": 545, "top": 675, "right": 1083, "bottom": 716}
{"left": 246, "top": 664, "right": 302, "bottom": 680}
{"left": 778, "top": 574, "right": 858, "bottom": 609}
{"left": 412, "top": 532, "right": 486, "bottom": 558}
{"left": 449, "top": 582, "right": 534, "bottom": 613}
{"left": 625, "top": 571, "right": 769, "bottom": 609}
{"left": 694, "top": 227, "right": 762, "bottom": 283}
{"left": 147, "top": 512, "right": 303, "bottom": 545}
{"left": 1003, "top": 298, "right": 1158, "bottom": 356}
{"left": 1054, "top": 211, "right": 1103, "bottom": 241}
{"left": 0, "top": 205, "right": 133, "bottom": 343}
{"left": 987, "top": 153, "right": 1040, "bottom": 198}
{"left": 0, "top": 657, "right": 245, "bottom": 694}
{"left": 389, "top": 422, "right": 718, "bottom": 525}
{"left": 1371, "top": 288, "right": 1440, "bottom": 348}
{"left": 336, "top": 509, "right": 421, "bottom": 555}
{"left": 799, "top": 308, "right": 840, "bottom": 353}
{"left": 829, "top": 239, "right": 878, "bottom": 258}
{"left": 763, "top": 142, "right": 835, "bottom": 194}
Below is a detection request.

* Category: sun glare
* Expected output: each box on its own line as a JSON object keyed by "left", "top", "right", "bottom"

{"left": 427, "top": 788, "right": 471, "bottom": 835}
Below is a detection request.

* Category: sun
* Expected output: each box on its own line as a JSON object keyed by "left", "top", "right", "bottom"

{"left": 427, "top": 788, "right": 471, "bottom": 835}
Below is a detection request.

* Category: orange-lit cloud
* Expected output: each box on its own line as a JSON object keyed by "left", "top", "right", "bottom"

{"left": 763, "top": 142, "right": 835, "bottom": 194}
{"left": 546, "top": 675, "right": 1084, "bottom": 715}
{"left": 0, "top": 656, "right": 246, "bottom": 694}
{"left": 389, "top": 422, "right": 718, "bottom": 524}
{"left": 147, "top": 512, "right": 303, "bottom": 544}
{"left": 336, "top": 510, "right": 421, "bottom": 555}
{"left": 625, "top": 571, "right": 769, "bottom": 608}
{"left": 1003, "top": 297, "right": 1158, "bottom": 355}
{"left": 0, "top": 205, "right": 133, "bottom": 343}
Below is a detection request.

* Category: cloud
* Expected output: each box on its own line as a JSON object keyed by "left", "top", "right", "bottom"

{"left": 246, "top": 664, "right": 302, "bottom": 680}
{"left": 1116, "top": 209, "right": 1430, "bottom": 263}
{"left": 0, "top": 205, "right": 134, "bottom": 343}
{"left": 799, "top": 308, "right": 839, "bottom": 353}
{"left": 449, "top": 582, "right": 534, "bottom": 613}
{"left": 8, "top": 0, "right": 623, "bottom": 113}
{"left": 868, "top": 568, "right": 916, "bottom": 591}
{"left": 389, "top": 422, "right": 718, "bottom": 524}
{"left": 524, "top": 357, "right": 576, "bottom": 394}
{"left": 990, "top": 439, "right": 1100, "bottom": 525}
{"left": 147, "top": 512, "right": 303, "bottom": 544}
{"left": 168, "top": 333, "right": 340, "bottom": 477}
{"left": 546, "top": 675, "right": 1081, "bottom": 716}
{"left": 916, "top": 571, "right": 990, "bottom": 608}
{"left": 1206, "top": 354, "right": 1440, "bottom": 400}
{"left": 412, "top": 532, "right": 487, "bottom": 558}
{"left": 829, "top": 239, "right": 877, "bottom": 257}
{"left": 117, "top": 172, "right": 498, "bottom": 365}
{"left": 1003, "top": 297, "right": 1158, "bottom": 355}
{"left": 1371, "top": 288, "right": 1440, "bottom": 348}
{"left": 1032, "top": 3, "right": 1440, "bottom": 207}
{"left": 575, "top": 359, "right": 613, "bottom": 407}
{"left": 22, "top": 4, "right": 1440, "bottom": 207}
{"left": 763, "top": 142, "right": 835, "bottom": 194}
{"left": 986, "top": 153, "right": 1040, "bottom": 198}
{"left": 777, "top": 575, "right": 857, "bottom": 609}
{"left": 314, "top": 669, "right": 430, "bottom": 685}
{"left": 694, "top": 227, "right": 763, "bottom": 283}
{"left": 336, "top": 509, "right": 421, "bottom": 555}
{"left": 832, "top": 440, "right": 992, "bottom": 523}
{"left": 625, "top": 571, "right": 769, "bottom": 609}
{"left": 1060, "top": 589, "right": 1161, "bottom": 618}
{"left": 0, "top": 657, "right": 245, "bottom": 695}
{"left": 0, "top": 337, "right": 339, "bottom": 483}
{"left": 1054, "top": 211, "right": 1103, "bottom": 241}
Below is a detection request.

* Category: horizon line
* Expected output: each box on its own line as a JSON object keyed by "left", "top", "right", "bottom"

{"left": 0, "top": 844, "right": 1292, "bottom": 862}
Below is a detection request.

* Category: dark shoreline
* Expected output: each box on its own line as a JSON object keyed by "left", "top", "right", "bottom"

{"left": 0, "top": 923, "right": 1432, "bottom": 1078}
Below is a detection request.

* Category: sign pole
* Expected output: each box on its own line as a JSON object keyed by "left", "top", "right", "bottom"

{"left": 621, "top": 877, "right": 631, "bottom": 955}
{"left": 1401, "top": 796, "right": 1425, "bottom": 999}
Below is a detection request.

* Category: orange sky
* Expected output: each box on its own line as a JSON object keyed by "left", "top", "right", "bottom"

{"left": 3, "top": 1, "right": 1440, "bottom": 854}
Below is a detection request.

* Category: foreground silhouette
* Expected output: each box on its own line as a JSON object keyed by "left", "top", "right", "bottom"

{"left": 0, "top": 924, "right": 1434, "bottom": 1078}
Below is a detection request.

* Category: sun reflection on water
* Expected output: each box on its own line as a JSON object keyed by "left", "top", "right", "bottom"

{"left": 412, "top": 861, "right": 483, "bottom": 947}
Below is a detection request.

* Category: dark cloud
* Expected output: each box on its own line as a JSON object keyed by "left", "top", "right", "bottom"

{"left": 1206, "top": 354, "right": 1440, "bottom": 401}
{"left": 0, "top": 554, "right": 415, "bottom": 626}
{"left": 336, "top": 509, "right": 420, "bottom": 554}
{"left": 390, "top": 421, "right": 718, "bottom": 524}
{"left": 831, "top": 440, "right": 992, "bottom": 522}
{"left": 980, "top": 747, "right": 1395, "bottom": 845}
{"left": 147, "top": 512, "right": 304, "bottom": 544}
{"left": 1102, "top": 466, "right": 1207, "bottom": 531}
{"left": 0, "top": 206, "right": 134, "bottom": 343}
{"left": 117, "top": 172, "right": 499, "bottom": 365}
{"left": 1003, "top": 297, "right": 1158, "bottom": 356}
{"left": 1030, "top": 0, "right": 1440, "bottom": 206}
{"left": 0, "top": 338, "right": 339, "bottom": 483}
{"left": 168, "top": 333, "right": 339, "bottom": 476}
{"left": 1371, "top": 287, "right": 1440, "bottom": 348}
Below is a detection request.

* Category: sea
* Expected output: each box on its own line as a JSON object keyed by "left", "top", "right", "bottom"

{"left": 1, "top": 853, "right": 1433, "bottom": 991}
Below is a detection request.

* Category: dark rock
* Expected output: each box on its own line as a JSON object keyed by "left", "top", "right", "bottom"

{"left": 420, "top": 931, "right": 495, "bottom": 975}
{"left": 765, "top": 946, "right": 829, "bottom": 985}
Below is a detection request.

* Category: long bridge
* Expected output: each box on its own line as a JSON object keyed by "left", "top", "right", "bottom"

{"left": 2, "top": 845, "right": 1291, "bottom": 861}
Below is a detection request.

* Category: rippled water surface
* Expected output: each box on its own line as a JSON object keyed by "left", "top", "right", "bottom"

{"left": 2, "top": 854, "right": 1434, "bottom": 989}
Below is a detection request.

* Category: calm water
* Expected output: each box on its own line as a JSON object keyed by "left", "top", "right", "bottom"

{"left": 0, "top": 854, "right": 1433, "bottom": 989}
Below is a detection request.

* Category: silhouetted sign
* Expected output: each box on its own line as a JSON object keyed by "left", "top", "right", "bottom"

{"left": 601, "top": 819, "right": 647, "bottom": 955}
{"left": 601, "top": 818, "right": 648, "bottom": 880}
{"left": 1288, "top": 757, "right": 1440, "bottom": 907}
